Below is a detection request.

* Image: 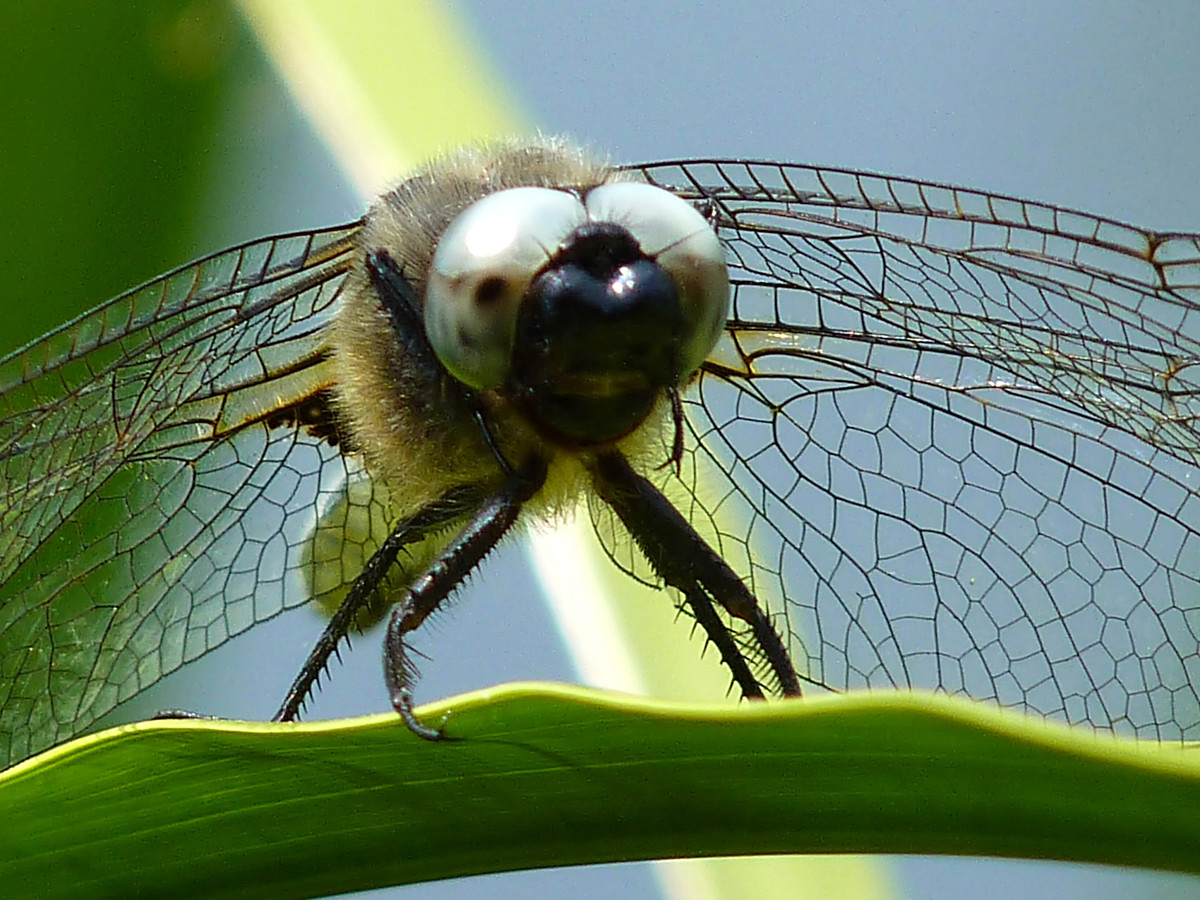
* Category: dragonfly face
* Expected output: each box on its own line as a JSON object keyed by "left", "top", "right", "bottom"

{"left": 1, "top": 137, "right": 1198, "bottom": 767}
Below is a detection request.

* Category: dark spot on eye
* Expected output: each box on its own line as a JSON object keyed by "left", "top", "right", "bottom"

{"left": 457, "top": 325, "right": 476, "bottom": 348}
{"left": 474, "top": 276, "right": 508, "bottom": 307}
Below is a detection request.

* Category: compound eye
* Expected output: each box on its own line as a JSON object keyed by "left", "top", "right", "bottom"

{"left": 586, "top": 182, "right": 730, "bottom": 378}
{"left": 426, "top": 187, "right": 586, "bottom": 389}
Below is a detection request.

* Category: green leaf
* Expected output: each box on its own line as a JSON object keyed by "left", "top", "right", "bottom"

{"left": 3, "top": 686, "right": 1197, "bottom": 900}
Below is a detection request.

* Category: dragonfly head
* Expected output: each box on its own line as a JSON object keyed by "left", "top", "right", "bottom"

{"left": 424, "top": 181, "right": 729, "bottom": 446}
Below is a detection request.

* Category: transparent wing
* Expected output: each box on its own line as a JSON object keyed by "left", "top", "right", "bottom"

{"left": 0, "top": 224, "right": 360, "bottom": 766}
{"left": 614, "top": 159, "right": 1200, "bottom": 739}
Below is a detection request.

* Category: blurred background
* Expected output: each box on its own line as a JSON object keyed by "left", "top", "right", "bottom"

{"left": 2, "top": 2, "right": 1199, "bottom": 898}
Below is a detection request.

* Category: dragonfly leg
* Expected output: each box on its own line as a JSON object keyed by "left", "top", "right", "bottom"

{"left": 675, "top": 580, "right": 766, "bottom": 699}
{"left": 273, "top": 484, "right": 485, "bottom": 723}
{"left": 384, "top": 457, "right": 548, "bottom": 740}
{"left": 589, "top": 449, "right": 802, "bottom": 699}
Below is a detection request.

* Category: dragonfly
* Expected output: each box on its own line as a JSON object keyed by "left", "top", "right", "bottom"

{"left": 1, "top": 137, "right": 1197, "bottom": 768}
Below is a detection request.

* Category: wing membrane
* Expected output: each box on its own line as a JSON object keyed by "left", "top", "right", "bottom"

{"left": 0, "top": 224, "right": 359, "bottom": 765}
{"left": 6, "top": 156, "right": 1200, "bottom": 766}
{"left": 621, "top": 160, "right": 1200, "bottom": 738}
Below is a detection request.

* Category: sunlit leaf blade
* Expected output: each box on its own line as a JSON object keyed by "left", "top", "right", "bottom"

{"left": 2, "top": 686, "right": 1199, "bottom": 900}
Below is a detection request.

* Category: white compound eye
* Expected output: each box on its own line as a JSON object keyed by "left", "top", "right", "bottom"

{"left": 426, "top": 187, "right": 586, "bottom": 389}
{"left": 585, "top": 182, "right": 730, "bottom": 378}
